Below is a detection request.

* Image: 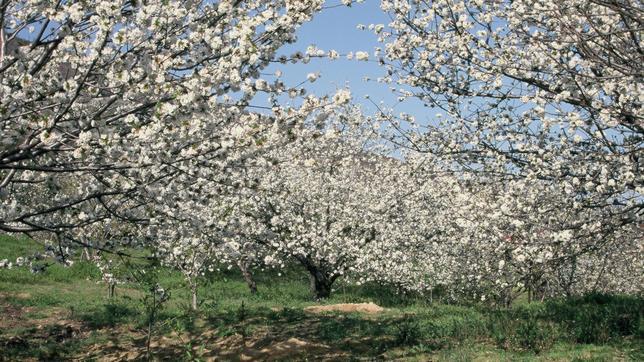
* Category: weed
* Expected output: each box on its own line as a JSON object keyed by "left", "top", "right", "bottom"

{"left": 393, "top": 314, "right": 422, "bottom": 346}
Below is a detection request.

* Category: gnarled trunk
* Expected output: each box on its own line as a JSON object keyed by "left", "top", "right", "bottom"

{"left": 237, "top": 260, "right": 258, "bottom": 294}
{"left": 308, "top": 271, "right": 333, "bottom": 300}
{"left": 296, "top": 256, "right": 339, "bottom": 300}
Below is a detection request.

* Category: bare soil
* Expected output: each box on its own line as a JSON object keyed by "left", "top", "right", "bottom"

{"left": 304, "top": 302, "right": 385, "bottom": 314}
{"left": 84, "top": 330, "right": 346, "bottom": 361}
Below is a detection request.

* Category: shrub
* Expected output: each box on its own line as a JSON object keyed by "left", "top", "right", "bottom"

{"left": 394, "top": 314, "right": 422, "bottom": 346}
{"left": 546, "top": 293, "right": 643, "bottom": 344}
{"left": 488, "top": 304, "right": 557, "bottom": 353}
{"left": 421, "top": 315, "right": 486, "bottom": 341}
{"left": 513, "top": 317, "right": 557, "bottom": 353}
{"left": 80, "top": 301, "right": 139, "bottom": 328}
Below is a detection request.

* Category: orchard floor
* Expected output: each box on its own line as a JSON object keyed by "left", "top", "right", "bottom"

{"left": 0, "top": 235, "right": 642, "bottom": 361}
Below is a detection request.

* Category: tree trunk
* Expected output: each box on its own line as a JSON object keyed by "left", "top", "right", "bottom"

{"left": 108, "top": 282, "right": 116, "bottom": 298}
{"left": 526, "top": 271, "right": 533, "bottom": 304}
{"left": 565, "top": 256, "right": 577, "bottom": 297}
{"left": 146, "top": 289, "right": 156, "bottom": 361}
{"left": 308, "top": 269, "right": 333, "bottom": 300}
{"left": 190, "top": 281, "right": 198, "bottom": 311}
{"left": 237, "top": 260, "right": 257, "bottom": 294}
{"left": 83, "top": 248, "right": 91, "bottom": 261}
{"left": 295, "top": 256, "right": 338, "bottom": 300}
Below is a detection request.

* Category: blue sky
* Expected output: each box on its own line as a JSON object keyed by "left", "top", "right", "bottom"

{"left": 262, "top": 0, "right": 430, "bottom": 122}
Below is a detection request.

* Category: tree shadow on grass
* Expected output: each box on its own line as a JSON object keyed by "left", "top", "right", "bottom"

{"left": 79, "top": 301, "right": 140, "bottom": 328}
{"left": 199, "top": 306, "right": 435, "bottom": 359}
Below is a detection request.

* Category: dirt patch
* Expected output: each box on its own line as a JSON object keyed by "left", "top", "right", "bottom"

{"left": 209, "top": 332, "right": 340, "bottom": 361}
{"left": 14, "top": 292, "right": 32, "bottom": 299}
{"left": 0, "top": 295, "right": 86, "bottom": 356}
{"left": 242, "top": 337, "right": 331, "bottom": 361}
{"left": 0, "top": 303, "right": 31, "bottom": 329}
{"left": 304, "top": 302, "right": 385, "bottom": 314}
{"left": 83, "top": 330, "right": 344, "bottom": 361}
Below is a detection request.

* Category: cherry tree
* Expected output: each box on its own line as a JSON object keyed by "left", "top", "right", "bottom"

{"left": 157, "top": 234, "right": 219, "bottom": 310}
{"left": 141, "top": 95, "right": 341, "bottom": 307}
{"left": 387, "top": 168, "right": 642, "bottom": 303}
{"left": 0, "top": 0, "right": 324, "bottom": 234}
{"left": 342, "top": 151, "right": 455, "bottom": 295}
{"left": 366, "top": 0, "right": 642, "bottom": 296}
{"left": 242, "top": 107, "right": 407, "bottom": 299}
{"left": 549, "top": 225, "right": 643, "bottom": 297}
{"left": 218, "top": 237, "right": 263, "bottom": 294}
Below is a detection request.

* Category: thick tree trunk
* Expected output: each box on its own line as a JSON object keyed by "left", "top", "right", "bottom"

{"left": 237, "top": 260, "right": 257, "bottom": 294}
{"left": 296, "top": 256, "right": 338, "bottom": 300}
{"left": 308, "top": 272, "right": 333, "bottom": 300}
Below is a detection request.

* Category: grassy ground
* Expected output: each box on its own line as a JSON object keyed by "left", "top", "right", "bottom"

{"left": 0, "top": 234, "right": 642, "bottom": 361}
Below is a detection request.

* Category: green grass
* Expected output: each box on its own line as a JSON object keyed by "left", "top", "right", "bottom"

{"left": 1, "top": 233, "right": 642, "bottom": 361}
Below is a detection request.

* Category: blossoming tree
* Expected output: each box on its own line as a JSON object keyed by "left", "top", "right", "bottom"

{"left": 0, "top": 0, "right": 324, "bottom": 234}
{"left": 368, "top": 0, "right": 642, "bottom": 298}
{"left": 244, "top": 107, "right": 410, "bottom": 299}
